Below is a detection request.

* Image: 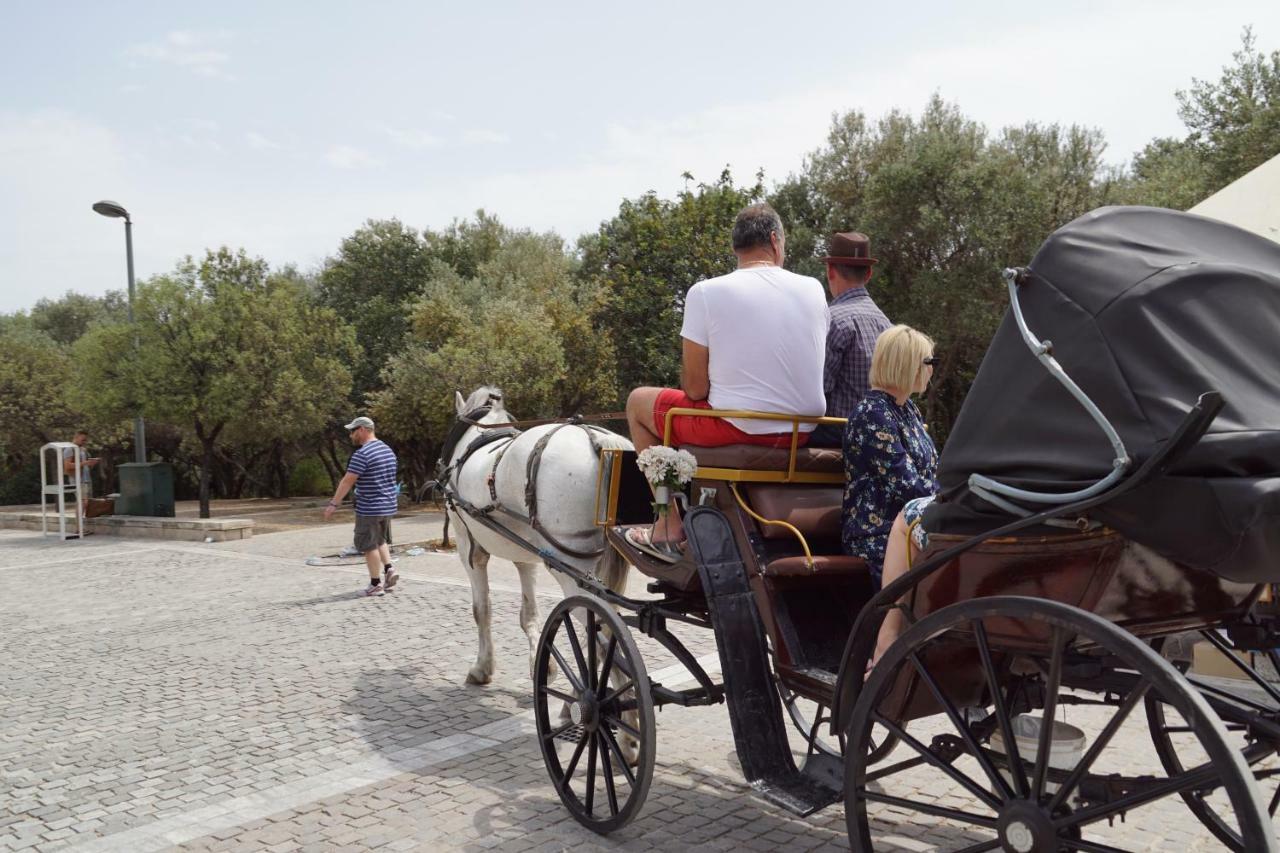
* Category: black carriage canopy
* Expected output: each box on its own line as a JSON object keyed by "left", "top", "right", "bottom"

{"left": 925, "top": 205, "right": 1280, "bottom": 582}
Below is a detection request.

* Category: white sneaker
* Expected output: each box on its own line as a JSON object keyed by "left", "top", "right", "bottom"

{"left": 339, "top": 545, "right": 360, "bottom": 558}
{"left": 361, "top": 581, "right": 384, "bottom": 597}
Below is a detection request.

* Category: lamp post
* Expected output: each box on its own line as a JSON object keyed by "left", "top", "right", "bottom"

{"left": 92, "top": 200, "right": 147, "bottom": 464}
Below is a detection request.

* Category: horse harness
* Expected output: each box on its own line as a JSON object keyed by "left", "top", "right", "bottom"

{"left": 437, "top": 400, "right": 612, "bottom": 560}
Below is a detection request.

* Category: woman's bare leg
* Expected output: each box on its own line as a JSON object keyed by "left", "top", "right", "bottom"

{"left": 870, "top": 510, "right": 919, "bottom": 668}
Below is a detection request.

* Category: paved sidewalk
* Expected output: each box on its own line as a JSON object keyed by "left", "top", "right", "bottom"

{"left": 0, "top": 526, "right": 1266, "bottom": 851}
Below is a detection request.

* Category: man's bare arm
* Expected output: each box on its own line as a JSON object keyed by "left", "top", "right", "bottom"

{"left": 323, "top": 471, "right": 359, "bottom": 520}
{"left": 681, "top": 338, "right": 710, "bottom": 401}
{"left": 331, "top": 472, "right": 359, "bottom": 505}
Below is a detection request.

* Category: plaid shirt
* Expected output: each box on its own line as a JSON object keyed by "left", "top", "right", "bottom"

{"left": 824, "top": 288, "right": 891, "bottom": 418}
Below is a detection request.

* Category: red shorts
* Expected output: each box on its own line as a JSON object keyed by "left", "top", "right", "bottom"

{"left": 652, "top": 389, "right": 808, "bottom": 448}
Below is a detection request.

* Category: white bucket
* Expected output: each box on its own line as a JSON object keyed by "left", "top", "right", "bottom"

{"left": 989, "top": 714, "right": 1086, "bottom": 796}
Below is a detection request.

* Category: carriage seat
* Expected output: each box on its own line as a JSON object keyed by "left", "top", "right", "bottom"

{"left": 743, "top": 483, "right": 870, "bottom": 578}
{"left": 679, "top": 444, "right": 843, "bottom": 473}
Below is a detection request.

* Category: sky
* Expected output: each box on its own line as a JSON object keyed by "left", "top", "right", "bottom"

{"left": 2, "top": 1, "right": 1279, "bottom": 313}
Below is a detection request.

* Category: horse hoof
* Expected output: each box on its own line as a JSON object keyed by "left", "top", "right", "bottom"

{"left": 466, "top": 669, "right": 492, "bottom": 685}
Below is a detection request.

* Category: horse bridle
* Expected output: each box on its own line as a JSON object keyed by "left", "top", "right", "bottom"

{"left": 436, "top": 396, "right": 503, "bottom": 483}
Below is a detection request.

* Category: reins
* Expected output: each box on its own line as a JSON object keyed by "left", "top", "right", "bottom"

{"left": 459, "top": 410, "right": 627, "bottom": 430}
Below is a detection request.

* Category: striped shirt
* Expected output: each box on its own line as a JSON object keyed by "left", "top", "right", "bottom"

{"left": 347, "top": 439, "right": 398, "bottom": 516}
{"left": 824, "top": 288, "right": 892, "bottom": 419}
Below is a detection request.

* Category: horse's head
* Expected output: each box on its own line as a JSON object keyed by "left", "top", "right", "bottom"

{"left": 454, "top": 385, "right": 509, "bottom": 426}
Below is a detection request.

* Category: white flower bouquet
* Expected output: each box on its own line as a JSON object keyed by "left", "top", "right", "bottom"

{"left": 635, "top": 446, "right": 698, "bottom": 514}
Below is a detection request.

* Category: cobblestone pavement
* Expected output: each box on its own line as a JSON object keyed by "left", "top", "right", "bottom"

{"left": 0, "top": 526, "right": 1272, "bottom": 851}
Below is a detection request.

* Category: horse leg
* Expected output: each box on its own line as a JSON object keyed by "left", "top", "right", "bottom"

{"left": 459, "top": 526, "right": 496, "bottom": 685}
{"left": 514, "top": 560, "right": 544, "bottom": 681}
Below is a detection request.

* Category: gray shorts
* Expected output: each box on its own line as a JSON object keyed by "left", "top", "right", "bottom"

{"left": 354, "top": 515, "right": 392, "bottom": 554}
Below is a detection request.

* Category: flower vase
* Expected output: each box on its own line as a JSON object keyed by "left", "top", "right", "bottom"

{"left": 653, "top": 485, "right": 670, "bottom": 512}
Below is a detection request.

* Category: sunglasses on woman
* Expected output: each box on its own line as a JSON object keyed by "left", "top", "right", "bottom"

{"left": 923, "top": 356, "right": 940, "bottom": 366}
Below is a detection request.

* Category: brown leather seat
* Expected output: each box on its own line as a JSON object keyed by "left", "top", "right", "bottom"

{"left": 680, "top": 444, "right": 843, "bottom": 473}
{"left": 765, "top": 554, "right": 870, "bottom": 577}
{"left": 742, "top": 485, "right": 842, "bottom": 540}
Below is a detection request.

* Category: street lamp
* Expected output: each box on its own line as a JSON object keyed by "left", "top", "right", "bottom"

{"left": 92, "top": 199, "right": 146, "bottom": 464}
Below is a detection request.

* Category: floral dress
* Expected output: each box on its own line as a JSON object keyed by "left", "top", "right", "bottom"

{"left": 841, "top": 390, "right": 939, "bottom": 585}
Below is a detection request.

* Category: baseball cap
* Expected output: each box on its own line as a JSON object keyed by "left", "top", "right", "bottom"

{"left": 344, "top": 416, "right": 375, "bottom": 430}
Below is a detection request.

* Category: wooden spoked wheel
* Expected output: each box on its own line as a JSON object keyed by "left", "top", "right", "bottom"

{"left": 533, "top": 593, "right": 656, "bottom": 834}
{"left": 1146, "top": 633, "right": 1280, "bottom": 850}
{"left": 844, "top": 596, "right": 1274, "bottom": 852}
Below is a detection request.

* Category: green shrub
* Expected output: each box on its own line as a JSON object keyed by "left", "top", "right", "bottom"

{"left": 0, "top": 456, "right": 42, "bottom": 505}
{"left": 287, "top": 457, "right": 332, "bottom": 497}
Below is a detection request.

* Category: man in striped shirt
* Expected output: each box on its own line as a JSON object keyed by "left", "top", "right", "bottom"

{"left": 324, "top": 416, "right": 400, "bottom": 596}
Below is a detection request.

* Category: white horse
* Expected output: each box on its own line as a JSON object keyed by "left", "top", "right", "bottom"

{"left": 442, "top": 386, "right": 633, "bottom": 685}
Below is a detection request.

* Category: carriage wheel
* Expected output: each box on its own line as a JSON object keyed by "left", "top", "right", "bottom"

{"left": 1146, "top": 633, "right": 1280, "bottom": 850}
{"left": 844, "top": 596, "right": 1274, "bottom": 852}
{"left": 534, "top": 593, "right": 656, "bottom": 834}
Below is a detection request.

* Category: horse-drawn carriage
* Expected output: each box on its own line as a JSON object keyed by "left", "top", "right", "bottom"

{"left": 443, "top": 207, "right": 1280, "bottom": 850}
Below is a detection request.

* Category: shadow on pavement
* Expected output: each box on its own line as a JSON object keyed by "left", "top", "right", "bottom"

{"left": 453, "top": 753, "right": 857, "bottom": 852}
{"left": 284, "top": 590, "right": 369, "bottom": 606}
{"left": 344, "top": 666, "right": 532, "bottom": 764}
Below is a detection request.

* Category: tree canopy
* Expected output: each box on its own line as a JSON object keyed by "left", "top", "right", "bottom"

{"left": 770, "top": 96, "right": 1120, "bottom": 440}
{"left": 579, "top": 169, "right": 765, "bottom": 392}
{"left": 72, "top": 249, "right": 356, "bottom": 517}
{"left": 372, "top": 224, "right": 620, "bottom": 487}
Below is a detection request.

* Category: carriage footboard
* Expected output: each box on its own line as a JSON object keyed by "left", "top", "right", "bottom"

{"left": 685, "top": 506, "right": 843, "bottom": 816}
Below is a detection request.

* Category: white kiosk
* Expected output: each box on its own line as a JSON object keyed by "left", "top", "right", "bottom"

{"left": 40, "top": 441, "right": 85, "bottom": 541}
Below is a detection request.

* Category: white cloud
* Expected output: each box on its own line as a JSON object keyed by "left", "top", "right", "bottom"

{"left": 324, "top": 145, "right": 381, "bottom": 169}
{"left": 382, "top": 126, "right": 442, "bottom": 149}
{"left": 462, "top": 129, "right": 510, "bottom": 145}
{"left": 245, "top": 131, "right": 282, "bottom": 151}
{"left": 126, "top": 31, "right": 232, "bottom": 79}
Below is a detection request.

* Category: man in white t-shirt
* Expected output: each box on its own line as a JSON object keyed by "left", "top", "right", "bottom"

{"left": 623, "top": 203, "right": 828, "bottom": 557}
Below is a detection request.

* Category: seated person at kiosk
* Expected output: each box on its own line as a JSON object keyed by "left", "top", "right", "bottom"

{"left": 841, "top": 324, "right": 938, "bottom": 584}
{"left": 624, "top": 202, "right": 829, "bottom": 559}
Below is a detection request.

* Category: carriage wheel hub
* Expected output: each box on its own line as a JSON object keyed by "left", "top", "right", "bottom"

{"left": 570, "top": 695, "right": 599, "bottom": 732}
{"left": 998, "top": 800, "right": 1055, "bottom": 852}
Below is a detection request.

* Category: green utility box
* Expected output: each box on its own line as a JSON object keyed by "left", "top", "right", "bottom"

{"left": 116, "top": 462, "right": 175, "bottom": 517}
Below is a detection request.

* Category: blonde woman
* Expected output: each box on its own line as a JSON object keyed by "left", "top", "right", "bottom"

{"left": 841, "top": 325, "right": 940, "bottom": 671}
{"left": 841, "top": 324, "right": 938, "bottom": 583}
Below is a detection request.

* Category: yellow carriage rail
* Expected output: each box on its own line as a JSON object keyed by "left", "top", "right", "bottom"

{"left": 594, "top": 408, "right": 848, "bottom": 569}
{"left": 661, "top": 407, "right": 846, "bottom": 485}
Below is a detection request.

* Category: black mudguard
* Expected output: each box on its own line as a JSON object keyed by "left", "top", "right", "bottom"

{"left": 685, "top": 506, "right": 842, "bottom": 816}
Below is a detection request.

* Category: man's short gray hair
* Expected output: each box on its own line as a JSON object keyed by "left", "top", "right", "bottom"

{"left": 731, "top": 203, "right": 784, "bottom": 252}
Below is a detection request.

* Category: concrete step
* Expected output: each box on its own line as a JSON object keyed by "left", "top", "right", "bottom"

{"left": 0, "top": 511, "right": 253, "bottom": 541}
